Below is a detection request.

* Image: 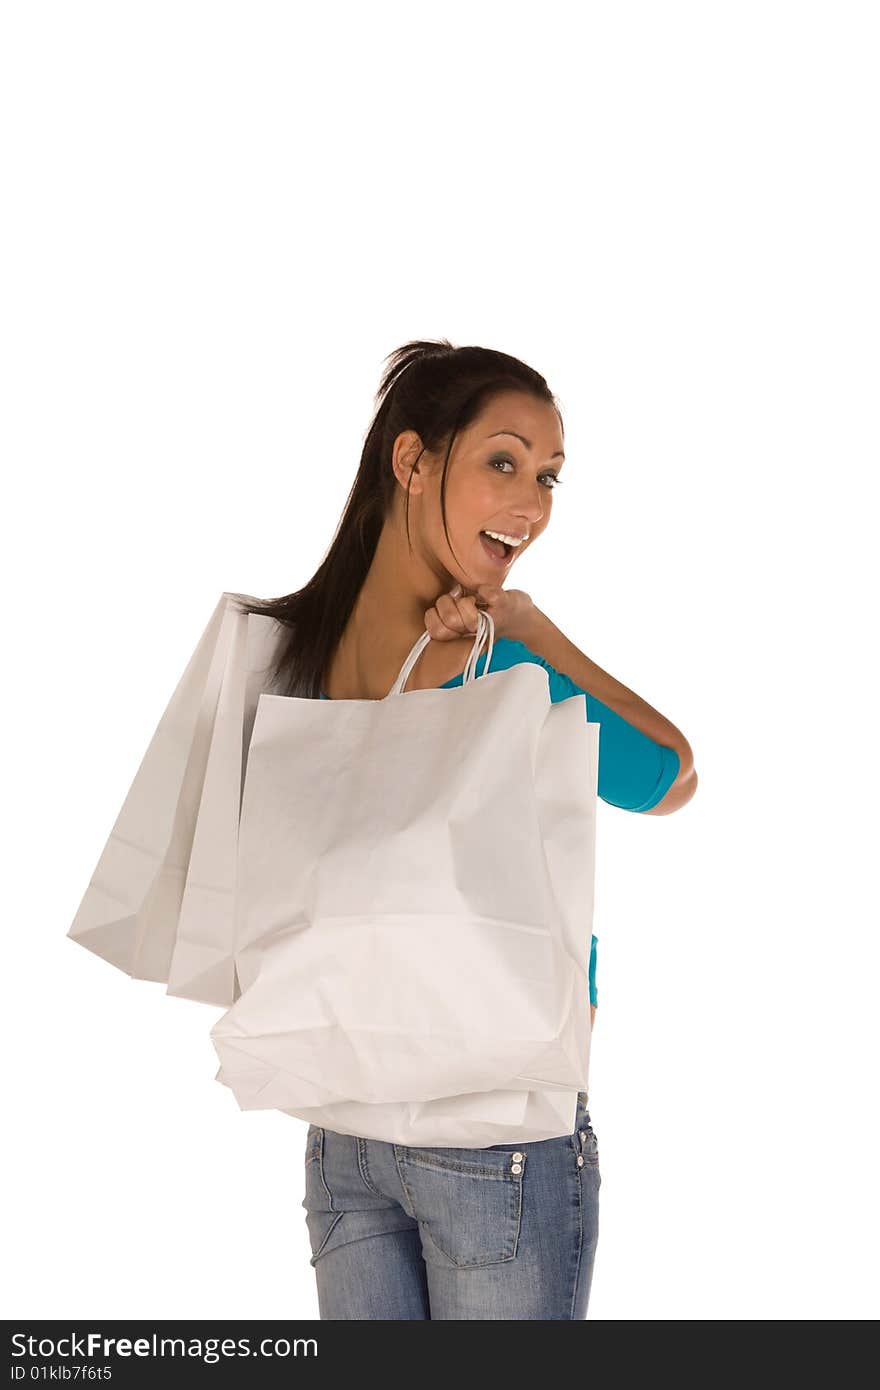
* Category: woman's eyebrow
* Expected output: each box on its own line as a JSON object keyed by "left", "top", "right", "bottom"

{"left": 487, "top": 430, "right": 565, "bottom": 461}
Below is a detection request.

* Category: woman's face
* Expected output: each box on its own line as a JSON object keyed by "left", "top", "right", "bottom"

{"left": 397, "top": 389, "right": 566, "bottom": 590}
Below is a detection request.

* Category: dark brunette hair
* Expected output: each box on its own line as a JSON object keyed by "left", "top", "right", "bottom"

{"left": 232, "top": 338, "right": 561, "bottom": 698}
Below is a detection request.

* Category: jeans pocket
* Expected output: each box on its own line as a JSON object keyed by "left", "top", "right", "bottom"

{"left": 302, "top": 1126, "right": 344, "bottom": 1265}
{"left": 575, "top": 1119, "right": 601, "bottom": 1187}
{"left": 397, "top": 1145, "right": 526, "bottom": 1269}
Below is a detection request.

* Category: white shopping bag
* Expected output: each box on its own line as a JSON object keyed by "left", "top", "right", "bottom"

{"left": 211, "top": 610, "right": 600, "bottom": 1146}
{"left": 67, "top": 591, "right": 283, "bottom": 1006}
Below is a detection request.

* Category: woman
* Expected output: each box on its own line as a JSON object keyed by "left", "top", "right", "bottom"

{"left": 234, "top": 339, "right": 697, "bottom": 1319}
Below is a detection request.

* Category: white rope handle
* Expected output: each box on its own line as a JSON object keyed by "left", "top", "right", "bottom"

{"left": 461, "top": 608, "right": 495, "bottom": 685}
{"left": 385, "top": 608, "right": 496, "bottom": 698}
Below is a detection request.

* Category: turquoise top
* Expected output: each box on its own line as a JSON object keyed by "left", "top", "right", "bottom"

{"left": 319, "top": 635, "right": 681, "bottom": 1010}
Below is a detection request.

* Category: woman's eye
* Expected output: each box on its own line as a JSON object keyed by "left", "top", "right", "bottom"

{"left": 489, "top": 455, "right": 560, "bottom": 490}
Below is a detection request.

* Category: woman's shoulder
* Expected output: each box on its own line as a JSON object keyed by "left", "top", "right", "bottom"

{"left": 484, "top": 635, "right": 546, "bottom": 670}
{"left": 483, "top": 635, "right": 582, "bottom": 699}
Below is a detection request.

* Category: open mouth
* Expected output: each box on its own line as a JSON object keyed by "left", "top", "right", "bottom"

{"left": 479, "top": 531, "right": 513, "bottom": 563}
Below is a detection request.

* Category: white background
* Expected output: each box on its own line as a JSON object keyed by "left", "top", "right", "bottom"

{"left": 3, "top": 1, "right": 877, "bottom": 1320}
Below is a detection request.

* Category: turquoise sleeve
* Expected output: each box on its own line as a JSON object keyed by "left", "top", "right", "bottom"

{"left": 476, "top": 639, "right": 681, "bottom": 813}
{"left": 589, "top": 933, "right": 598, "bottom": 1007}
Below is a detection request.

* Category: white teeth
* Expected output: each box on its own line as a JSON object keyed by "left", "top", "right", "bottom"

{"left": 483, "top": 529, "right": 526, "bottom": 547}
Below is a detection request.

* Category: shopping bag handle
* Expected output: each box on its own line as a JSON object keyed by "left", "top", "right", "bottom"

{"left": 385, "top": 608, "right": 496, "bottom": 697}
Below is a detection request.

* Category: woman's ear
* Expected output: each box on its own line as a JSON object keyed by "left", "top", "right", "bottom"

{"left": 390, "top": 430, "right": 427, "bottom": 494}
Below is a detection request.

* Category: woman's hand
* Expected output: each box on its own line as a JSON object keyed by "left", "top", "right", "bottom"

{"left": 424, "top": 583, "right": 536, "bottom": 643}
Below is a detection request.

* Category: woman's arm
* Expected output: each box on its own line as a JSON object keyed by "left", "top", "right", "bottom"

{"left": 514, "top": 606, "right": 697, "bottom": 814}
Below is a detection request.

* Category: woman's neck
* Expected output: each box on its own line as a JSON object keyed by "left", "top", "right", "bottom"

{"left": 324, "top": 525, "right": 475, "bottom": 699}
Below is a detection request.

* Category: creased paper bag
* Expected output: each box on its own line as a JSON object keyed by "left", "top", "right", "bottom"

{"left": 67, "top": 590, "right": 282, "bottom": 1005}
{"left": 210, "top": 613, "right": 600, "bottom": 1145}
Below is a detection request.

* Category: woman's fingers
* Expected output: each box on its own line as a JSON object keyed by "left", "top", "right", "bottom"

{"left": 426, "top": 589, "right": 479, "bottom": 640}
{"left": 439, "top": 590, "right": 478, "bottom": 633}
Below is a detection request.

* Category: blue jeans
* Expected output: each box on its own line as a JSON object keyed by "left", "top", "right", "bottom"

{"left": 301, "top": 1091, "right": 600, "bottom": 1319}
